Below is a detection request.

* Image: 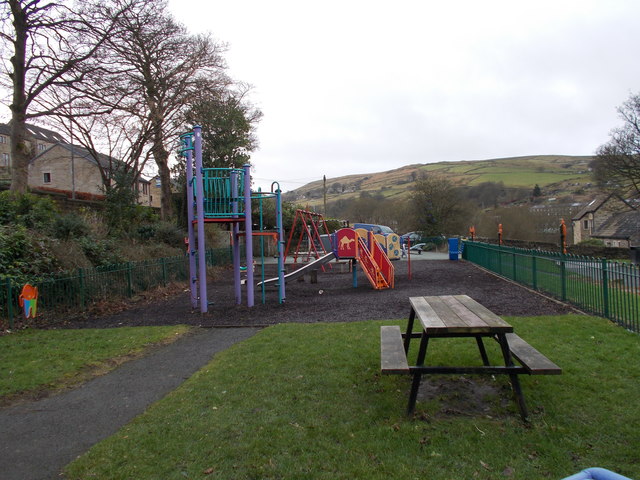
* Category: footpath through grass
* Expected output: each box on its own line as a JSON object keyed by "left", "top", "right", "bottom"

{"left": 64, "top": 315, "right": 639, "bottom": 480}
{"left": 0, "top": 325, "right": 191, "bottom": 402}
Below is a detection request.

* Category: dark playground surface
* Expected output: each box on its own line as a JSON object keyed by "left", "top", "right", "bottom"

{"left": 62, "top": 258, "right": 577, "bottom": 329}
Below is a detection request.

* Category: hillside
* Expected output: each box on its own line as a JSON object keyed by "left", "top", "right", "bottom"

{"left": 283, "top": 155, "right": 596, "bottom": 206}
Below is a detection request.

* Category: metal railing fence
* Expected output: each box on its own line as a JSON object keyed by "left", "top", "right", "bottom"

{"left": 1, "top": 248, "right": 233, "bottom": 329}
{"left": 463, "top": 242, "right": 640, "bottom": 334}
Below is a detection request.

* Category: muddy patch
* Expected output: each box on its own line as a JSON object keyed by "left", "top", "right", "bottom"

{"left": 417, "top": 376, "right": 514, "bottom": 418}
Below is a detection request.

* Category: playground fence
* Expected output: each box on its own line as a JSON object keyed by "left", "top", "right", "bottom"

{"left": 0, "top": 248, "right": 234, "bottom": 329}
{"left": 463, "top": 241, "right": 640, "bottom": 334}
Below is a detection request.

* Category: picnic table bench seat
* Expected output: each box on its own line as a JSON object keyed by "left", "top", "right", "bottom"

{"left": 505, "top": 333, "right": 562, "bottom": 375}
{"left": 379, "top": 295, "right": 562, "bottom": 420}
{"left": 380, "top": 326, "right": 409, "bottom": 374}
{"left": 380, "top": 325, "right": 562, "bottom": 376}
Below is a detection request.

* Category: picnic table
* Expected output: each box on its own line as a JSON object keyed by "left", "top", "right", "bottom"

{"left": 380, "top": 295, "right": 562, "bottom": 420}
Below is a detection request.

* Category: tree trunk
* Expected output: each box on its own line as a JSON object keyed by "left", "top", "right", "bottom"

{"left": 151, "top": 122, "right": 173, "bottom": 220}
{"left": 156, "top": 151, "right": 173, "bottom": 220}
{"left": 9, "top": 0, "right": 31, "bottom": 193}
{"left": 9, "top": 114, "right": 31, "bottom": 193}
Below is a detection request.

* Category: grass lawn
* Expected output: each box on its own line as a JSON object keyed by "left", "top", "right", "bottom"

{"left": 0, "top": 325, "right": 191, "bottom": 401}
{"left": 64, "top": 315, "right": 639, "bottom": 480}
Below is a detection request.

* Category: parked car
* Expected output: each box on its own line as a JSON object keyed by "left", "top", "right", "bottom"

{"left": 353, "top": 223, "right": 395, "bottom": 235}
{"left": 409, "top": 243, "right": 426, "bottom": 254}
{"left": 401, "top": 232, "right": 422, "bottom": 245}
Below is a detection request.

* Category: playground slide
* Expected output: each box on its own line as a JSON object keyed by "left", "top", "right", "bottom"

{"left": 257, "top": 252, "right": 336, "bottom": 286}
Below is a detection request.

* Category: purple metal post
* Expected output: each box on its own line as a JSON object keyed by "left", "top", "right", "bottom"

{"left": 244, "top": 164, "right": 254, "bottom": 307}
{"left": 275, "top": 185, "right": 286, "bottom": 303}
{"left": 231, "top": 170, "right": 241, "bottom": 305}
{"left": 184, "top": 134, "right": 197, "bottom": 308}
{"left": 193, "top": 126, "right": 208, "bottom": 313}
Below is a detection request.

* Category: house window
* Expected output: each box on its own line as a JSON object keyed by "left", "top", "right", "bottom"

{"left": 0, "top": 153, "right": 9, "bottom": 166}
{"left": 583, "top": 220, "right": 589, "bottom": 229}
{"left": 142, "top": 183, "right": 149, "bottom": 195}
{"left": 0, "top": 135, "right": 7, "bottom": 144}
{"left": 43, "top": 172, "right": 51, "bottom": 183}
{"left": 37, "top": 143, "right": 46, "bottom": 151}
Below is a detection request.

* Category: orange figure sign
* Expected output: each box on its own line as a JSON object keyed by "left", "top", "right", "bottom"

{"left": 560, "top": 219, "right": 567, "bottom": 254}
{"left": 19, "top": 284, "right": 38, "bottom": 319}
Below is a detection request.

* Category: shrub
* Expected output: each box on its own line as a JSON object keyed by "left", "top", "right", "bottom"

{"left": 154, "top": 222, "right": 185, "bottom": 248}
{"left": 0, "top": 191, "right": 58, "bottom": 230}
{"left": 78, "top": 236, "right": 124, "bottom": 267}
{"left": 53, "top": 214, "right": 90, "bottom": 240}
{"left": 135, "top": 224, "right": 157, "bottom": 241}
{"left": 0, "top": 225, "right": 59, "bottom": 282}
{"left": 578, "top": 238, "right": 605, "bottom": 247}
{"left": 102, "top": 171, "right": 140, "bottom": 236}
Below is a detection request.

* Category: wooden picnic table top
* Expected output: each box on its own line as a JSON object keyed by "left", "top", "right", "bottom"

{"left": 409, "top": 295, "right": 513, "bottom": 335}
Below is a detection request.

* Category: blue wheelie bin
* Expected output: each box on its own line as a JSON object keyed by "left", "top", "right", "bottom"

{"left": 448, "top": 238, "right": 459, "bottom": 260}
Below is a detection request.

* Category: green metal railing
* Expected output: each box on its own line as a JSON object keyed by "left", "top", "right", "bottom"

{"left": 1, "top": 248, "right": 234, "bottom": 329}
{"left": 201, "top": 168, "right": 246, "bottom": 219}
{"left": 463, "top": 242, "right": 640, "bottom": 334}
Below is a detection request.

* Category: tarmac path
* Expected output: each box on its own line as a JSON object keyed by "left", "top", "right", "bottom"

{"left": 0, "top": 327, "right": 260, "bottom": 480}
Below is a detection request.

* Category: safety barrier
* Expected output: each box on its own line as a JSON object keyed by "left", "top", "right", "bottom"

{"left": 0, "top": 248, "right": 233, "bottom": 329}
{"left": 463, "top": 242, "right": 640, "bottom": 334}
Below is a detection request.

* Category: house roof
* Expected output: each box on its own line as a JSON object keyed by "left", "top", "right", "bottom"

{"left": 31, "top": 143, "right": 153, "bottom": 183}
{"left": 572, "top": 196, "right": 609, "bottom": 221}
{"left": 32, "top": 142, "right": 122, "bottom": 171}
{"left": 571, "top": 194, "right": 639, "bottom": 221}
{"left": 591, "top": 210, "right": 640, "bottom": 245}
{"left": 0, "top": 122, "right": 66, "bottom": 144}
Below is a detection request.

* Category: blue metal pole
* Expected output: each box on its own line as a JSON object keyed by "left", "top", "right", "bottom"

{"left": 352, "top": 260, "right": 358, "bottom": 288}
{"left": 193, "top": 125, "right": 208, "bottom": 313}
{"left": 182, "top": 132, "right": 198, "bottom": 309}
{"left": 273, "top": 183, "right": 286, "bottom": 303}
{"left": 244, "top": 164, "right": 254, "bottom": 307}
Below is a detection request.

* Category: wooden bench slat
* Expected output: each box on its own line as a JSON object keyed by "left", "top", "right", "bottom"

{"left": 440, "top": 295, "right": 487, "bottom": 329}
{"left": 409, "top": 297, "right": 446, "bottom": 331}
{"left": 506, "top": 333, "right": 562, "bottom": 375}
{"left": 425, "top": 296, "right": 469, "bottom": 328}
{"left": 380, "top": 326, "right": 409, "bottom": 374}
{"left": 454, "top": 295, "right": 512, "bottom": 330}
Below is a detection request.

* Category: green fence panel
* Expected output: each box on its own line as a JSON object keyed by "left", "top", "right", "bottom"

{"left": 0, "top": 248, "right": 232, "bottom": 327}
{"left": 463, "top": 241, "right": 640, "bottom": 334}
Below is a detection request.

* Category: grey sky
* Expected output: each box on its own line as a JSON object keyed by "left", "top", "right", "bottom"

{"left": 8, "top": 1, "right": 639, "bottom": 193}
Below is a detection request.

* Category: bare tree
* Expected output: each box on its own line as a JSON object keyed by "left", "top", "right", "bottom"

{"left": 0, "top": 0, "right": 128, "bottom": 193}
{"left": 101, "top": 0, "right": 229, "bottom": 219}
{"left": 593, "top": 92, "right": 640, "bottom": 198}
{"left": 409, "top": 175, "right": 472, "bottom": 236}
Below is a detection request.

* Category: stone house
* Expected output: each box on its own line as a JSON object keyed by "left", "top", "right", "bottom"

{"left": 1, "top": 122, "right": 160, "bottom": 208}
{"left": 0, "top": 123, "right": 66, "bottom": 182}
{"left": 29, "top": 143, "right": 158, "bottom": 207}
{"left": 572, "top": 194, "right": 639, "bottom": 248}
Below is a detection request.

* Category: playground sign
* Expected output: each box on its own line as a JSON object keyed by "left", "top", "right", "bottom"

{"left": 19, "top": 284, "right": 38, "bottom": 319}
{"left": 336, "top": 228, "right": 358, "bottom": 258}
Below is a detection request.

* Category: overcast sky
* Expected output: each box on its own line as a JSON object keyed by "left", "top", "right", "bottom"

{"left": 167, "top": 0, "right": 640, "bottom": 192}
{"left": 12, "top": 1, "right": 640, "bottom": 194}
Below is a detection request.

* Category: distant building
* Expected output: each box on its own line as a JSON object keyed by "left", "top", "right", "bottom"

{"left": 0, "top": 123, "right": 66, "bottom": 181}
{"left": 572, "top": 194, "right": 639, "bottom": 247}
{"left": 1, "top": 122, "right": 160, "bottom": 208}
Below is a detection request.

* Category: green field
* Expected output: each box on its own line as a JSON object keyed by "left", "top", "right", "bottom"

{"left": 290, "top": 155, "right": 595, "bottom": 207}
